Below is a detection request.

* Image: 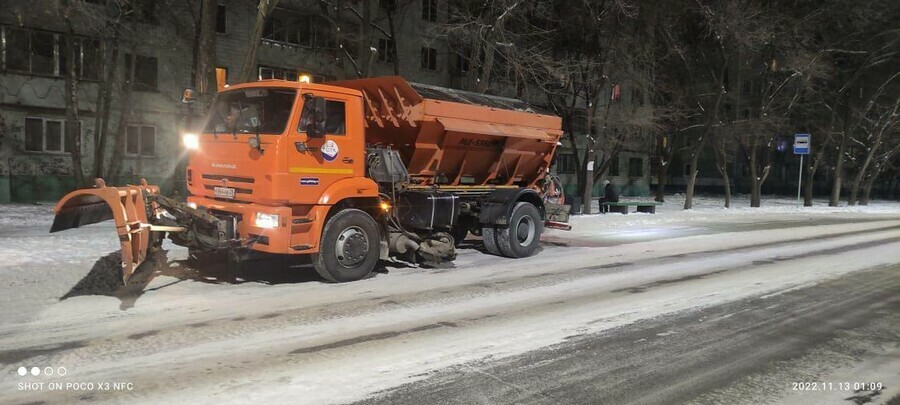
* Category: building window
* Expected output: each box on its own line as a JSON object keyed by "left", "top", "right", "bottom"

{"left": 5, "top": 28, "right": 31, "bottom": 71}
{"left": 216, "top": 67, "right": 228, "bottom": 90}
{"left": 262, "top": 8, "right": 333, "bottom": 48}
{"left": 78, "top": 38, "right": 101, "bottom": 80}
{"left": 30, "top": 31, "right": 55, "bottom": 75}
{"left": 607, "top": 156, "right": 619, "bottom": 176}
{"left": 258, "top": 65, "right": 298, "bottom": 81}
{"left": 452, "top": 52, "right": 469, "bottom": 75}
{"left": 570, "top": 114, "right": 588, "bottom": 134}
{"left": 683, "top": 163, "right": 692, "bottom": 176}
{"left": 377, "top": 38, "right": 396, "bottom": 63}
{"left": 125, "top": 1, "right": 158, "bottom": 24}
{"left": 422, "top": 0, "right": 437, "bottom": 22}
{"left": 420, "top": 47, "right": 437, "bottom": 70}
{"left": 24, "top": 117, "right": 79, "bottom": 153}
{"left": 216, "top": 4, "right": 227, "bottom": 34}
{"left": 125, "top": 125, "right": 156, "bottom": 157}
{"left": 630, "top": 87, "right": 643, "bottom": 106}
{"left": 2, "top": 27, "right": 100, "bottom": 79}
{"left": 628, "top": 157, "right": 643, "bottom": 177}
{"left": 124, "top": 54, "right": 158, "bottom": 91}
{"left": 556, "top": 153, "right": 575, "bottom": 174}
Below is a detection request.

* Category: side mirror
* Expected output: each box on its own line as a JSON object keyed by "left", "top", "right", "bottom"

{"left": 301, "top": 93, "right": 327, "bottom": 138}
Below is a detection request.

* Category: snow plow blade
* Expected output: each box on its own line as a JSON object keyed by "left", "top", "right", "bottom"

{"left": 51, "top": 178, "right": 162, "bottom": 282}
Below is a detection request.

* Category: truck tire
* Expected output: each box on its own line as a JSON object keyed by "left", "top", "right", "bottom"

{"left": 496, "top": 202, "right": 543, "bottom": 258}
{"left": 481, "top": 226, "right": 502, "bottom": 256}
{"left": 313, "top": 209, "right": 381, "bottom": 283}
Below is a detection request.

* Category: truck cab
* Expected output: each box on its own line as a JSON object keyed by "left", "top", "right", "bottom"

{"left": 184, "top": 81, "right": 379, "bottom": 264}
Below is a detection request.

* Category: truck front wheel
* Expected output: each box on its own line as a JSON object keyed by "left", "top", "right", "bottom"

{"left": 496, "top": 202, "right": 543, "bottom": 258}
{"left": 313, "top": 209, "right": 381, "bottom": 283}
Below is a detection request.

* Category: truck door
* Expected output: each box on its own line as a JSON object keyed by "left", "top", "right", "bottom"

{"left": 289, "top": 91, "right": 363, "bottom": 205}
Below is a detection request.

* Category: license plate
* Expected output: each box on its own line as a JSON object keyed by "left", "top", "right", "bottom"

{"left": 214, "top": 187, "right": 235, "bottom": 199}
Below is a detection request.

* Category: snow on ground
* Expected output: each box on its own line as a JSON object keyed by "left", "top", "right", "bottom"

{"left": 0, "top": 203, "right": 55, "bottom": 227}
{"left": 3, "top": 195, "right": 897, "bottom": 232}
{"left": 0, "top": 196, "right": 898, "bottom": 404}
{"left": 558, "top": 194, "right": 900, "bottom": 235}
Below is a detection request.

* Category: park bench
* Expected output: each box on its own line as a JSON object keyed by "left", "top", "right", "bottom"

{"left": 600, "top": 201, "right": 662, "bottom": 214}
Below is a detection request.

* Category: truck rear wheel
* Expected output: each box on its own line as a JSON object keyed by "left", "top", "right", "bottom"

{"left": 496, "top": 202, "right": 543, "bottom": 258}
{"left": 313, "top": 209, "right": 380, "bottom": 283}
{"left": 481, "top": 226, "right": 501, "bottom": 255}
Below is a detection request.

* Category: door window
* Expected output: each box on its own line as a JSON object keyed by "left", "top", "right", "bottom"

{"left": 299, "top": 99, "right": 346, "bottom": 135}
{"left": 324, "top": 100, "right": 345, "bottom": 135}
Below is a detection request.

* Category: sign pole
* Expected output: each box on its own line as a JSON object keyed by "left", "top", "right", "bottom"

{"left": 797, "top": 154, "right": 803, "bottom": 207}
{"left": 793, "top": 133, "right": 811, "bottom": 208}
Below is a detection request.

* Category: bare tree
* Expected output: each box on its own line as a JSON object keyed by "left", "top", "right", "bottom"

{"left": 859, "top": 143, "right": 900, "bottom": 204}
{"left": 237, "top": 0, "right": 280, "bottom": 83}
{"left": 58, "top": 0, "right": 87, "bottom": 187}
{"left": 194, "top": 0, "right": 218, "bottom": 97}
{"left": 105, "top": 53, "right": 137, "bottom": 180}
{"left": 847, "top": 79, "right": 899, "bottom": 205}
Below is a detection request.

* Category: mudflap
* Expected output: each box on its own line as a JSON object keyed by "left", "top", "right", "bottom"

{"left": 51, "top": 178, "right": 163, "bottom": 283}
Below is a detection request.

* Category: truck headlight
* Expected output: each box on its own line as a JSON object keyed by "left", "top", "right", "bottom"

{"left": 254, "top": 213, "right": 279, "bottom": 229}
{"left": 183, "top": 133, "right": 200, "bottom": 150}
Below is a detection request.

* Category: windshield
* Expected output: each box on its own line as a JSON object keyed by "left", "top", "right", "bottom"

{"left": 204, "top": 88, "right": 296, "bottom": 134}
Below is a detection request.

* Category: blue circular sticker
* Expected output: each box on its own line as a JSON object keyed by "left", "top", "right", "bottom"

{"left": 321, "top": 140, "right": 339, "bottom": 162}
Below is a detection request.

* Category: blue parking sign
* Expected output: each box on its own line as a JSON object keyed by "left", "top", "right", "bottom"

{"left": 793, "top": 134, "right": 811, "bottom": 155}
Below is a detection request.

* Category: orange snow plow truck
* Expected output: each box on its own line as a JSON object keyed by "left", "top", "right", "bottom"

{"left": 51, "top": 77, "right": 570, "bottom": 282}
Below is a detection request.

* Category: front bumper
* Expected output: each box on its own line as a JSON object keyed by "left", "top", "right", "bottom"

{"left": 186, "top": 196, "right": 294, "bottom": 254}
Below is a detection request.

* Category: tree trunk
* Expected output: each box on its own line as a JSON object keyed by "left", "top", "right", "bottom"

{"left": 847, "top": 137, "right": 884, "bottom": 206}
{"left": 91, "top": 39, "right": 107, "bottom": 179}
{"left": 749, "top": 138, "right": 761, "bottom": 207}
{"left": 802, "top": 168, "right": 815, "bottom": 207}
{"left": 714, "top": 143, "right": 730, "bottom": 208}
{"left": 465, "top": 37, "right": 482, "bottom": 91}
{"left": 237, "top": 0, "right": 278, "bottom": 83}
{"left": 358, "top": 0, "right": 373, "bottom": 77}
{"left": 722, "top": 172, "right": 732, "bottom": 208}
{"left": 803, "top": 137, "right": 828, "bottom": 207}
{"left": 387, "top": 10, "right": 400, "bottom": 76}
{"left": 583, "top": 160, "right": 593, "bottom": 214}
{"left": 106, "top": 54, "right": 136, "bottom": 180}
{"left": 860, "top": 176, "right": 876, "bottom": 205}
{"left": 196, "top": 0, "right": 218, "bottom": 95}
{"left": 655, "top": 162, "right": 668, "bottom": 203}
{"left": 64, "top": 34, "right": 86, "bottom": 187}
{"left": 684, "top": 157, "right": 699, "bottom": 210}
{"left": 92, "top": 32, "right": 119, "bottom": 179}
{"left": 684, "top": 133, "right": 710, "bottom": 210}
{"left": 475, "top": 40, "right": 496, "bottom": 93}
{"left": 829, "top": 133, "right": 847, "bottom": 206}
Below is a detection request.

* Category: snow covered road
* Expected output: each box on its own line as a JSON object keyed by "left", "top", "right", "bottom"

{"left": 1, "top": 198, "right": 898, "bottom": 404}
